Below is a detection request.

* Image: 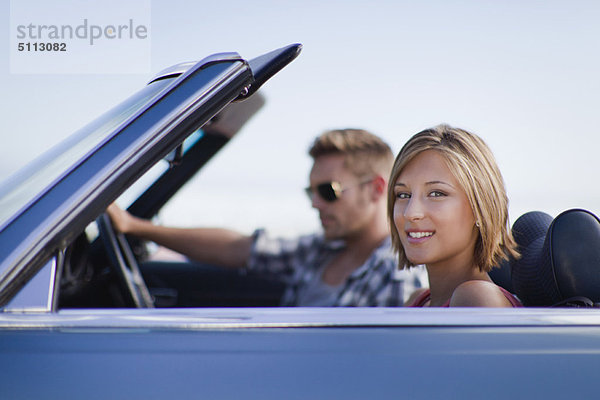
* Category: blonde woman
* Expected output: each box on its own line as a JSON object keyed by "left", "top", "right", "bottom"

{"left": 388, "top": 125, "right": 521, "bottom": 307}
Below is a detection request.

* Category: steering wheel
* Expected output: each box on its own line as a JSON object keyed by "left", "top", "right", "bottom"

{"left": 96, "top": 213, "right": 154, "bottom": 308}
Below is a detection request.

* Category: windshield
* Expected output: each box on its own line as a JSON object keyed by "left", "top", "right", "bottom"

{"left": 0, "top": 78, "right": 175, "bottom": 230}
{"left": 115, "top": 128, "right": 205, "bottom": 208}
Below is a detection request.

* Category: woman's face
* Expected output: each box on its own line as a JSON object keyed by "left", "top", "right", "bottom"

{"left": 392, "top": 150, "right": 479, "bottom": 270}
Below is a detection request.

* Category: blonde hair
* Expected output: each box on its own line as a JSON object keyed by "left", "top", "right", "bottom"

{"left": 387, "top": 124, "right": 519, "bottom": 272}
{"left": 309, "top": 129, "right": 394, "bottom": 179}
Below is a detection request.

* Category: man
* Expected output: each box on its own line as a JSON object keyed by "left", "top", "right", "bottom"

{"left": 107, "top": 129, "right": 427, "bottom": 306}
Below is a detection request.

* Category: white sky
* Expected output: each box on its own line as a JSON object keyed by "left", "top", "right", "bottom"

{"left": 2, "top": 0, "right": 600, "bottom": 237}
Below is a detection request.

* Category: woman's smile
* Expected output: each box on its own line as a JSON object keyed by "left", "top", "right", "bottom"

{"left": 406, "top": 230, "right": 434, "bottom": 243}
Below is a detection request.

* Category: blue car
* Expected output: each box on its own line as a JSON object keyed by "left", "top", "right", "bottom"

{"left": 1, "top": 44, "right": 600, "bottom": 399}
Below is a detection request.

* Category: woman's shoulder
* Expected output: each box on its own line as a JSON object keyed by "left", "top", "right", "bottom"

{"left": 405, "top": 288, "right": 430, "bottom": 307}
{"left": 449, "top": 280, "right": 517, "bottom": 307}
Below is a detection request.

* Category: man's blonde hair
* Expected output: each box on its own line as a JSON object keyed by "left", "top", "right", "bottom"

{"left": 387, "top": 124, "right": 519, "bottom": 272}
{"left": 309, "top": 129, "right": 394, "bottom": 178}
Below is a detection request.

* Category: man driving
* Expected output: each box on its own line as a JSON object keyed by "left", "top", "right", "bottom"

{"left": 107, "top": 129, "right": 427, "bottom": 306}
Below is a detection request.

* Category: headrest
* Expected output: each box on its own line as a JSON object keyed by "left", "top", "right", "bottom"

{"left": 488, "top": 258, "right": 514, "bottom": 294}
{"left": 511, "top": 209, "right": 600, "bottom": 306}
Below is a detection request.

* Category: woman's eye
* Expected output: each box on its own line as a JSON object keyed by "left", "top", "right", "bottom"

{"left": 396, "top": 192, "right": 410, "bottom": 199}
{"left": 429, "top": 190, "right": 446, "bottom": 198}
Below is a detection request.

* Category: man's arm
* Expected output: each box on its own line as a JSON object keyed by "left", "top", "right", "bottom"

{"left": 106, "top": 204, "right": 253, "bottom": 268}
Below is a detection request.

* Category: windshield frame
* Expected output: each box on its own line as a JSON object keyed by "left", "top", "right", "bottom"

{"left": 0, "top": 54, "right": 253, "bottom": 306}
{"left": 0, "top": 78, "right": 175, "bottom": 232}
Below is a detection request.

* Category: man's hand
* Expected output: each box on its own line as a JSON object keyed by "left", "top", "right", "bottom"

{"left": 106, "top": 203, "right": 137, "bottom": 234}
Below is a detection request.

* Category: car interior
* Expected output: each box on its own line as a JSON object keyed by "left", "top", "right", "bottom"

{"left": 53, "top": 198, "right": 600, "bottom": 310}
{"left": 56, "top": 125, "right": 286, "bottom": 309}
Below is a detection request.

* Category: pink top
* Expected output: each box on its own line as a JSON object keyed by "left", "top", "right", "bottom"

{"left": 408, "top": 285, "right": 523, "bottom": 307}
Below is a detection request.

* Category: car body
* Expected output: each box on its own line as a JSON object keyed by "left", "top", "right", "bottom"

{"left": 1, "top": 44, "right": 600, "bottom": 399}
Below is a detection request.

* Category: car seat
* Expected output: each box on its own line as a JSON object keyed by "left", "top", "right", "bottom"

{"left": 488, "top": 259, "right": 514, "bottom": 294}
{"left": 510, "top": 209, "right": 600, "bottom": 307}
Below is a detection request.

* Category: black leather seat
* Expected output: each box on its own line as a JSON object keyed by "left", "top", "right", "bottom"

{"left": 510, "top": 209, "right": 600, "bottom": 307}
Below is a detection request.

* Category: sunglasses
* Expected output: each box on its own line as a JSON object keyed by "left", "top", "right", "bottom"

{"left": 305, "top": 179, "right": 373, "bottom": 203}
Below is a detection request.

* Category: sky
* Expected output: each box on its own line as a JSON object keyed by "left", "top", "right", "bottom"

{"left": 2, "top": 0, "right": 600, "bottom": 237}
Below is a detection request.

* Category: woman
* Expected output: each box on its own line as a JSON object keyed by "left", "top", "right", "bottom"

{"left": 388, "top": 124, "right": 521, "bottom": 307}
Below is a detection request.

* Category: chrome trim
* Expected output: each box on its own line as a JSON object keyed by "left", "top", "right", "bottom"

{"left": 50, "top": 250, "right": 62, "bottom": 312}
{"left": 2, "top": 308, "right": 600, "bottom": 329}
{"left": 149, "top": 61, "right": 195, "bottom": 82}
{"left": 148, "top": 52, "right": 244, "bottom": 84}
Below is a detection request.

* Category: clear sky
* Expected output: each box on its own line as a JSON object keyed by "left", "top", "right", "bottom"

{"left": 2, "top": 0, "right": 600, "bottom": 236}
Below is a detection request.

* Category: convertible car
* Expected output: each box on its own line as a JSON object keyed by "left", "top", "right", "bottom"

{"left": 1, "top": 44, "right": 600, "bottom": 399}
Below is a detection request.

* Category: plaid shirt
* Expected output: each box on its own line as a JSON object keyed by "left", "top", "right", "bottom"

{"left": 246, "top": 229, "right": 427, "bottom": 306}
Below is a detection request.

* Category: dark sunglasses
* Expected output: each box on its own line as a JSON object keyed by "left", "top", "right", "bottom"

{"left": 305, "top": 179, "right": 373, "bottom": 203}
